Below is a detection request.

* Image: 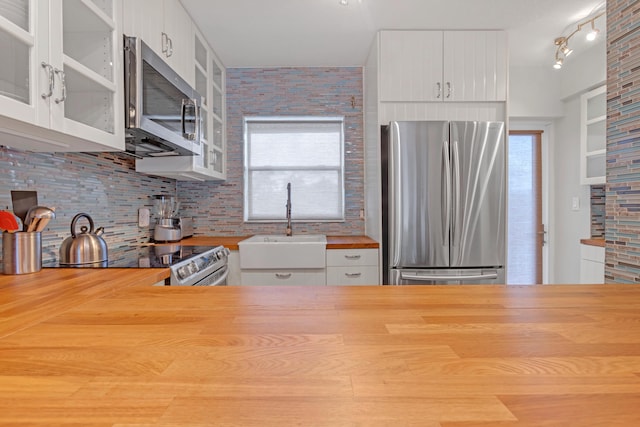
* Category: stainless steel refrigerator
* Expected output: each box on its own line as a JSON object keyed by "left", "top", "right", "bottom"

{"left": 381, "top": 121, "right": 506, "bottom": 285}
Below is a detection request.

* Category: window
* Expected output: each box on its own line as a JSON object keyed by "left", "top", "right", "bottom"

{"left": 244, "top": 116, "right": 345, "bottom": 222}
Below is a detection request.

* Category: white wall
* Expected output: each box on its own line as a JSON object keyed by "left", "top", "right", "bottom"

{"left": 509, "top": 41, "right": 605, "bottom": 284}
{"left": 551, "top": 97, "right": 592, "bottom": 283}
{"left": 509, "top": 65, "right": 563, "bottom": 118}
{"left": 559, "top": 40, "right": 606, "bottom": 100}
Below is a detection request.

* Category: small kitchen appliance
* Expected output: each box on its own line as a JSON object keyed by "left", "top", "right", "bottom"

{"left": 153, "top": 195, "right": 182, "bottom": 242}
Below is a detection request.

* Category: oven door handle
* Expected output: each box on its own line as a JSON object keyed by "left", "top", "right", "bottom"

{"left": 208, "top": 265, "right": 229, "bottom": 286}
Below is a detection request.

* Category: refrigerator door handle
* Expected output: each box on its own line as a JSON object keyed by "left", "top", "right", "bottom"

{"left": 451, "top": 139, "right": 461, "bottom": 252}
{"left": 400, "top": 272, "right": 499, "bottom": 282}
{"left": 389, "top": 121, "right": 402, "bottom": 267}
{"left": 442, "top": 140, "right": 451, "bottom": 243}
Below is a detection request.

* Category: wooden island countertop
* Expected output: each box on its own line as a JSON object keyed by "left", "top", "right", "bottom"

{"left": 1, "top": 270, "right": 640, "bottom": 425}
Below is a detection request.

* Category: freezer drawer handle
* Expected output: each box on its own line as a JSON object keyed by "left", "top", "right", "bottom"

{"left": 345, "top": 272, "right": 362, "bottom": 278}
{"left": 275, "top": 273, "right": 292, "bottom": 279}
{"left": 344, "top": 255, "right": 361, "bottom": 260}
{"left": 400, "top": 272, "right": 498, "bottom": 281}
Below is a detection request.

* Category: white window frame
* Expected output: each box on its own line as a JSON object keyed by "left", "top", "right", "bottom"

{"left": 243, "top": 116, "right": 345, "bottom": 222}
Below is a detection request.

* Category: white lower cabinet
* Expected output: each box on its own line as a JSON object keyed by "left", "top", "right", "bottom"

{"left": 226, "top": 251, "right": 241, "bottom": 285}
{"left": 326, "top": 249, "right": 380, "bottom": 285}
{"left": 241, "top": 270, "right": 326, "bottom": 286}
{"left": 580, "top": 244, "right": 605, "bottom": 284}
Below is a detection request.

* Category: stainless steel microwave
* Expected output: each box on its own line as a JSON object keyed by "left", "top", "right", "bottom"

{"left": 123, "top": 35, "right": 201, "bottom": 157}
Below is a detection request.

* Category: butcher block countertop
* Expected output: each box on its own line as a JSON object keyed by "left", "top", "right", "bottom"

{"left": 181, "top": 234, "right": 379, "bottom": 250}
{"left": 1, "top": 269, "right": 640, "bottom": 425}
{"left": 581, "top": 237, "right": 606, "bottom": 247}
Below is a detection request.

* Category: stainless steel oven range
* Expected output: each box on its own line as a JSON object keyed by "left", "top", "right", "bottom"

{"left": 164, "top": 245, "right": 229, "bottom": 286}
{"left": 45, "top": 244, "right": 229, "bottom": 286}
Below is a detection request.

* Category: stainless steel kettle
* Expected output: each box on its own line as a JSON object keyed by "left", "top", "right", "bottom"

{"left": 59, "top": 213, "right": 108, "bottom": 266}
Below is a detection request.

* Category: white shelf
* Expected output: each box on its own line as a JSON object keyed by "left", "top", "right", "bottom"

{"left": 580, "top": 85, "right": 607, "bottom": 185}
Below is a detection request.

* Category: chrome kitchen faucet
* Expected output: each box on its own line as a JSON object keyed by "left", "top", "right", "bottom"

{"left": 285, "top": 182, "right": 292, "bottom": 236}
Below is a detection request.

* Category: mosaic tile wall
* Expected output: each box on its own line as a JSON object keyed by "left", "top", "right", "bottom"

{"left": 606, "top": 0, "right": 640, "bottom": 283}
{"left": 178, "top": 67, "right": 365, "bottom": 236}
{"left": 591, "top": 184, "right": 606, "bottom": 238}
{"left": 0, "top": 146, "right": 175, "bottom": 264}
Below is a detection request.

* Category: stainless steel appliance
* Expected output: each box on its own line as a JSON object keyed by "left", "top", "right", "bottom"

{"left": 152, "top": 195, "right": 181, "bottom": 242}
{"left": 178, "top": 217, "right": 194, "bottom": 239}
{"left": 123, "top": 36, "right": 201, "bottom": 157}
{"left": 46, "top": 244, "right": 229, "bottom": 287}
{"left": 382, "top": 121, "right": 506, "bottom": 285}
{"left": 167, "top": 245, "right": 230, "bottom": 286}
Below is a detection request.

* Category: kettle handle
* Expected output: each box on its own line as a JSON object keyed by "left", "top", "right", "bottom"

{"left": 70, "top": 213, "right": 94, "bottom": 238}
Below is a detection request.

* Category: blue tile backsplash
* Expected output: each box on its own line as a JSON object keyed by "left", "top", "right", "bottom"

{"left": 0, "top": 147, "right": 175, "bottom": 264}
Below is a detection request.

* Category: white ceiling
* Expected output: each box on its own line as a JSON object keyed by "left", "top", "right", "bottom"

{"left": 181, "top": 0, "right": 606, "bottom": 68}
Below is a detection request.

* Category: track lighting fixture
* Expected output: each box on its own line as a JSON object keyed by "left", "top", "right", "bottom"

{"left": 552, "top": 9, "right": 604, "bottom": 70}
{"left": 586, "top": 20, "right": 600, "bottom": 41}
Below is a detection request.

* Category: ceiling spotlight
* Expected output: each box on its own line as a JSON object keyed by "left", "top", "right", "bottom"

{"left": 586, "top": 21, "right": 600, "bottom": 41}
{"left": 562, "top": 44, "right": 573, "bottom": 56}
{"left": 339, "top": 0, "right": 348, "bottom": 5}
{"left": 553, "top": 57, "right": 563, "bottom": 70}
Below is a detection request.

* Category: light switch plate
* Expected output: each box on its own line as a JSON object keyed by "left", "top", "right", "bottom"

{"left": 138, "top": 208, "right": 150, "bottom": 227}
{"left": 572, "top": 196, "right": 580, "bottom": 211}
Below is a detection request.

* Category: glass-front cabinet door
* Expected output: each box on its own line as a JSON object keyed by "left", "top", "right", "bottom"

{"left": 210, "top": 53, "right": 225, "bottom": 177}
{"left": 49, "top": 0, "right": 124, "bottom": 149}
{"left": 0, "top": 0, "right": 123, "bottom": 152}
{"left": 0, "top": 0, "right": 46, "bottom": 127}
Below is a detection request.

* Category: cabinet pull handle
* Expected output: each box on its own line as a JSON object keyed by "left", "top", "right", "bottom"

{"left": 167, "top": 36, "right": 173, "bottom": 58}
{"left": 436, "top": 82, "right": 441, "bottom": 99}
{"left": 446, "top": 82, "right": 452, "bottom": 99}
{"left": 53, "top": 68, "right": 66, "bottom": 104}
{"left": 41, "top": 62, "right": 54, "bottom": 99}
{"left": 345, "top": 272, "right": 362, "bottom": 278}
{"left": 161, "top": 32, "right": 168, "bottom": 55}
{"left": 275, "top": 273, "right": 292, "bottom": 279}
{"left": 345, "top": 255, "right": 361, "bottom": 260}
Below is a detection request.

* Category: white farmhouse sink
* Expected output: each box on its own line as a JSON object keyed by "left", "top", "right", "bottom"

{"left": 239, "top": 234, "right": 327, "bottom": 269}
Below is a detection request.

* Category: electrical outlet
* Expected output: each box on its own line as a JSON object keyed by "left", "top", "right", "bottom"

{"left": 572, "top": 197, "right": 580, "bottom": 211}
{"left": 138, "top": 208, "right": 150, "bottom": 227}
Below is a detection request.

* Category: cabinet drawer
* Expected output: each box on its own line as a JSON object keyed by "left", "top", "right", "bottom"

{"left": 326, "top": 249, "right": 378, "bottom": 267}
{"left": 240, "top": 270, "right": 326, "bottom": 286}
{"left": 326, "top": 266, "right": 379, "bottom": 286}
{"left": 580, "top": 244, "right": 605, "bottom": 262}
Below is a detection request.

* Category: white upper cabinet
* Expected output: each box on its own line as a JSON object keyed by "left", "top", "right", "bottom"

{"left": 0, "top": 0, "right": 124, "bottom": 152}
{"left": 123, "top": 0, "right": 193, "bottom": 86}
{"left": 379, "top": 30, "right": 507, "bottom": 102}
{"left": 580, "top": 85, "right": 606, "bottom": 185}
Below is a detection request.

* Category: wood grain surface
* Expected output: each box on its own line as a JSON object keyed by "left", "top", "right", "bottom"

{"left": 179, "top": 235, "right": 379, "bottom": 250}
{"left": 580, "top": 238, "right": 606, "bottom": 247}
{"left": 1, "top": 274, "right": 640, "bottom": 425}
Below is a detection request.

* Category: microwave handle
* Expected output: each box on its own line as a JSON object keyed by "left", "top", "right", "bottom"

{"left": 195, "top": 101, "right": 201, "bottom": 145}
{"left": 181, "top": 98, "right": 200, "bottom": 143}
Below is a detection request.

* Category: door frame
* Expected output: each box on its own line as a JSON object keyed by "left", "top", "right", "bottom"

{"left": 508, "top": 121, "right": 551, "bottom": 284}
